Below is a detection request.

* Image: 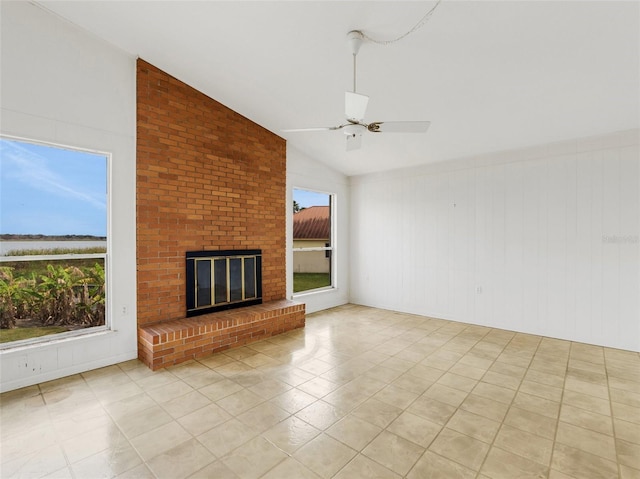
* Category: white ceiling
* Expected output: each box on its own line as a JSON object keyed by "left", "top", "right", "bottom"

{"left": 36, "top": 0, "right": 639, "bottom": 176}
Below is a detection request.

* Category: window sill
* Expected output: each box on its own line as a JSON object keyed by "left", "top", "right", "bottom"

{"left": 0, "top": 326, "right": 113, "bottom": 352}
{"left": 293, "top": 286, "right": 337, "bottom": 298}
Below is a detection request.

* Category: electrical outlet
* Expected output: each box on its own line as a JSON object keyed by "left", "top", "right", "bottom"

{"left": 476, "top": 286, "right": 482, "bottom": 294}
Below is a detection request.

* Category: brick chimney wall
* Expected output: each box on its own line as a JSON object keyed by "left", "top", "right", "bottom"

{"left": 136, "top": 59, "right": 286, "bottom": 327}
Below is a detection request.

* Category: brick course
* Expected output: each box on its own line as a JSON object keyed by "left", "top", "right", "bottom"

{"left": 136, "top": 59, "right": 296, "bottom": 366}
{"left": 138, "top": 300, "right": 305, "bottom": 370}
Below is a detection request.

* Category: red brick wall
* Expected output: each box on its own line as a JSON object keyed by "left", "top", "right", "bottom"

{"left": 136, "top": 59, "right": 286, "bottom": 327}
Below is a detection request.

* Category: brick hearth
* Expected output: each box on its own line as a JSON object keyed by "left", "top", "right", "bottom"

{"left": 138, "top": 299, "right": 304, "bottom": 370}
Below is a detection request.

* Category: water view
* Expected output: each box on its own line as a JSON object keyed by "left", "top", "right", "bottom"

{"left": 0, "top": 240, "right": 107, "bottom": 256}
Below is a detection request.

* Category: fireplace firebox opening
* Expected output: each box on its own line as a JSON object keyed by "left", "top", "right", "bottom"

{"left": 186, "top": 250, "right": 262, "bottom": 317}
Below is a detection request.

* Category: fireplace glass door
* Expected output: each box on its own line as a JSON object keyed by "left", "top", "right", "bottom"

{"left": 187, "top": 250, "right": 262, "bottom": 316}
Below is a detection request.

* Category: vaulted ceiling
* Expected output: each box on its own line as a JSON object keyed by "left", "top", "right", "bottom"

{"left": 36, "top": 1, "right": 639, "bottom": 176}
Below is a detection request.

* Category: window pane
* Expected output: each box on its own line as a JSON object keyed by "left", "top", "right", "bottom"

{"left": 293, "top": 251, "right": 331, "bottom": 292}
{"left": 0, "top": 257, "right": 106, "bottom": 343}
{"left": 293, "top": 189, "right": 332, "bottom": 293}
{"left": 293, "top": 189, "right": 331, "bottom": 248}
{"left": 0, "top": 138, "right": 106, "bottom": 237}
{"left": 0, "top": 137, "right": 107, "bottom": 344}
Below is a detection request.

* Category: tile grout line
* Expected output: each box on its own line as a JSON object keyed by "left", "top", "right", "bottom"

{"left": 4, "top": 306, "right": 637, "bottom": 479}
{"left": 103, "top": 365, "right": 187, "bottom": 478}
{"left": 439, "top": 323, "right": 501, "bottom": 479}
{"left": 400, "top": 318, "right": 490, "bottom": 477}
{"left": 473, "top": 330, "right": 544, "bottom": 478}
{"left": 548, "top": 342, "right": 574, "bottom": 479}
{"left": 328, "top": 316, "right": 479, "bottom": 478}
{"left": 604, "top": 348, "right": 623, "bottom": 479}
{"left": 414, "top": 324, "right": 507, "bottom": 477}
{"left": 40, "top": 372, "right": 104, "bottom": 479}
{"left": 36, "top": 381, "right": 78, "bottom": 479}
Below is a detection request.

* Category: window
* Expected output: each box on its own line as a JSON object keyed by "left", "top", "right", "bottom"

{"left": 0, "top": 137, "right": 108, "bottom": 346}
{"left": 293, "top": 188, "right": 333, "bottom": 293}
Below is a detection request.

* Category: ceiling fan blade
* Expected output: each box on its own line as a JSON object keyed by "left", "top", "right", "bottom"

{"left": 369, "top": 121, "right": 431, "bottom": 133}
{"left": 346, "top": 134, "right": 362, "bottom": 151}
{"left": 282, "top": 126, "right": 341, "bottom": 132}
{"left": 345, "top": 91, "right": 369, "bottom": 121}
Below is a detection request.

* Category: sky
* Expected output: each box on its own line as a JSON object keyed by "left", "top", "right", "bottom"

{"left": 0, "top": 139, "right": 328, "bottom": 236}
{"left": 294, "top": 188, "right": 330, "bottom": 208}
{"left": 0, "top": 138, "right": 107, "bottom": 236}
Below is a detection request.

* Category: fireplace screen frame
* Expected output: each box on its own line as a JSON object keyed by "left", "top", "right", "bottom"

{"left": 186, "top": 249, "right": 262, "bottom": 317}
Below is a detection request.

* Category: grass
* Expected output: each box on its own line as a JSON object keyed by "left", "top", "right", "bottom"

{"left": 0, "top": 326, "right": 70, "bottom": 343}
{"left": 293, "top": 273, "right": 331, "bottom": 293}
{"left": 2, "top": 257, "right": 105, "bottom": 277}
{"left": 4, "top": 247, "right": 106, "bottom": 277}
{"left": 6, "top": 247, "right": 106, "bottom": 256}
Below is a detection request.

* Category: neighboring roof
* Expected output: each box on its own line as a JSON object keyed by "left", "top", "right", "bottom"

{"left": 293, "top": 206, "right": 329, "bottom": 240}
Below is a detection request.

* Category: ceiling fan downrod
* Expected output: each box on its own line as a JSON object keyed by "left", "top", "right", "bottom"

{"left": 281, "top": 28, "right": 430, "bottom": 152}
{"left": 347, "top": 30, "right": 364, "bottom": 93}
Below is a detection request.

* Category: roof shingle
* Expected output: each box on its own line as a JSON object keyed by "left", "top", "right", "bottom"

{"left": 293, "top": 206, "right": 330, "bottom": 239}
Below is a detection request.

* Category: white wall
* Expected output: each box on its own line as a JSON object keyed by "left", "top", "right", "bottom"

{"left": 350, "top": 130, "right": 640, "bottom": 351}
{"left": 1, "top": 2, "right": 137, "bottom": 391}
{"left": 287, "top": 146, "right": 349, "bottom": 313}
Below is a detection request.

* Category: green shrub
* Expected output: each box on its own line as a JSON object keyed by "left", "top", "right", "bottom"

{"left": 0, "top": 267, "right": 35, "bottom": 329}
{"left": 0, "top": 267, "right": 17, "bottom": 329}
{"left": 0, "top": 262, "right": 105, "bottom": 330}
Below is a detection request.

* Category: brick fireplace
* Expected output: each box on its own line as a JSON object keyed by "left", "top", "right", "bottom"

{"left": 136, "top": 59, "right": 303, "bottom": 369}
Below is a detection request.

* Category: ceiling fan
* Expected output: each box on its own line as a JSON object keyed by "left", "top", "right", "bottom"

{"left": 283, "top": 30, "right": 431, "bottom": 151}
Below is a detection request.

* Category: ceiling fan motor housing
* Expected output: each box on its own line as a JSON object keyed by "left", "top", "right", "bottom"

{"left": 343, "top": 122, "right": 367, "bottom": 136}
{"left": 347, "top": 30, "right": 364, "bottom": 56}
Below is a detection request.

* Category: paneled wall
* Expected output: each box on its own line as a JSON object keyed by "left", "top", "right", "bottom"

{"left": 350, "top": 131, "right": 639, "bottom": 351}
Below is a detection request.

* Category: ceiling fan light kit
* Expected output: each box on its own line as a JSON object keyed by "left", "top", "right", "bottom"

{"left": 284, "top": 22, "right": 435, "bottom": 151}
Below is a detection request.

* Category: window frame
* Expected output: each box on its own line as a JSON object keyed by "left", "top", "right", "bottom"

{"left": 0, "top": 135, "right": 111, "bottom": 349}
{"left": 292, "top": 188, "right": 336, "bottom": 295}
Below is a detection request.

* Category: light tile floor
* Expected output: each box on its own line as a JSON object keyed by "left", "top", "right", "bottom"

{"left": 1, "top": 304, "right": 639, "bottom": 478}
